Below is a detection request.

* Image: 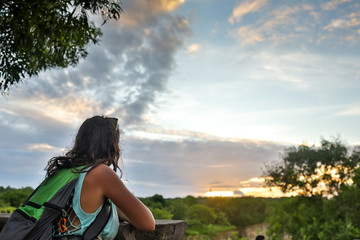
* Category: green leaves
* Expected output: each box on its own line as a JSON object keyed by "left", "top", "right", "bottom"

{"left": 188, "top": 204, "right": 217, "bottom": 225}
{"left": 0, "top": 0, "right": 122, "bottom": 91}
{"left": 264, "top": 138, "right": 360, "bottom": 239}
{"left": 0, "top": 186, "right": 34, "bottom": 208}
{"left": 264, "top": 137, "right": 360, "bottom": 197}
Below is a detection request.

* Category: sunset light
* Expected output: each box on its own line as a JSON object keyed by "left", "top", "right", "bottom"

{"left": 204, "top": 191, "right": 234, "bottom": 197}
{"left": 1, "top": 0, "right": 360, "bottom": 200}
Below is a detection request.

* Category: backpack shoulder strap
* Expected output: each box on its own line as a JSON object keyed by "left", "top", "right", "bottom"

{"left": 82, "top": 198, "right": 112, "bottom": 240}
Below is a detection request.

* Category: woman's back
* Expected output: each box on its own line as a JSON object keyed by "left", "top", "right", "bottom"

{"left": 53, "top": 166, "right": 120, "bottom": 239}
{"left": 82, "top": 164, "right": 155, "bottom": 232}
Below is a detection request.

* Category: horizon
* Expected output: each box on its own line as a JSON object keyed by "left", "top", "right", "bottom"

{"left": 1, "top": 0, "right": 360, "bottom": 198}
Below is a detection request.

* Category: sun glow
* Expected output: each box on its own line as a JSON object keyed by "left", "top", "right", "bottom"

{"left": 204, "top": 191, "right": 234, "bottom": 197}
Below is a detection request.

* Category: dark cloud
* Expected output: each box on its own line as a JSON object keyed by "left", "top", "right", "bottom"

{"left": 7, "top": 0, "right": 190, "bottom": 127}
{"left": 0, "top": 0, "right": 192, "bottom": 196}
{"left": 0, "top": 102, "right": 288, "bottom": 197}
{"left": 122, "top": 137, "right": 287, "bottom": 197}
{"left": 209, "top": 180, "right": 223, "bottom": 185}
{"left": 233, "top": 190, "right": 244, "bottom": 196}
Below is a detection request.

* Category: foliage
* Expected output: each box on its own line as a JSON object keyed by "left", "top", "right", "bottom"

{"left": 215, "top": 211, "right": 230, "bottom": 226}
{"left": 264, "top": 138, "right": 360, "bottom": 239}
{"left": 139, "top": 194, "right": 267, "bottom": 238}
{"left": 187, "top": 204, "right": 217, "bottom": 225}
{"left": 150, "top": 207, "right": 173, "bottom": 220}
{"left": 169, "top": 200, "right": 188, "bottom": 220}
{"left": 266, "top": 196, "right": 360, "bottom": 240}
{"left": 1, "top": 190, "right": 269, "bottom": 238}
{"left": 183, "top": 195, "right": 198, "bottom": 206}
{"left": 0, "top": 207, "right": 17, "bottom": 213}
{"left": 205, "top": 197, "right": 268, "bottom": 227}
{"left": 0, "top": 0, "right": 122, "bottom": 91}
{"left": 149, "top": 194, "right": 167, "bottom": 206}
{"left": 0, "top": 186, "right": 33, "bottom": 208}
{"left": 264, "top": 138, "right": 360, "bottom": 197}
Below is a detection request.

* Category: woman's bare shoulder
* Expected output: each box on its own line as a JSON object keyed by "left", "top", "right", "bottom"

{"left": 87, "top": 164, "right": 119, "bottom": 183}
{"left": 90, "top": 163, "right": 113, "bottom": 173}
{"left": 88, "top": 164, "right": 155, "bottom": 231}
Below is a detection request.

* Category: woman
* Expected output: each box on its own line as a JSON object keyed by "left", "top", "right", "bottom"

{"left": 48, "top": 115, "right": 155, "bottom": 239}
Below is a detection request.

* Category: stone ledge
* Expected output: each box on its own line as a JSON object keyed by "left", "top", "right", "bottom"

{"left": 0, "top": 214, "right": 187, "bottom": 240}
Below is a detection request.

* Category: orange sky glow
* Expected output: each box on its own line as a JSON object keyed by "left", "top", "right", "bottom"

{"left": 203, "top": 187, "right": 291, "bottom": 198}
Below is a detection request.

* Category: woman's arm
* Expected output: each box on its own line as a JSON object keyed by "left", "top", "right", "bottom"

{"left": 90, "top": 164, "right": 155, "bottom": 232}
{"left": 116, "top": 206, "right": 130, "bottom": 222}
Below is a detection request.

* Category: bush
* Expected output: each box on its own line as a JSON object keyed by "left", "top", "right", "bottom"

{"left": 188, "top": 204, "right": 216, "bottom": 225}
{"left": 151, "top": 208, "right": 173, "bottom": 219}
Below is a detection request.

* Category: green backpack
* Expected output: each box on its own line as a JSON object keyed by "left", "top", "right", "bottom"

{"left": 0, "top": 168, "right": 111, "bottom": 240}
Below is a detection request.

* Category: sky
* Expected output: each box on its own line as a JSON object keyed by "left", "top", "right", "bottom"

{"left": 1, "top": 0, "right": 360, "bottom": 198}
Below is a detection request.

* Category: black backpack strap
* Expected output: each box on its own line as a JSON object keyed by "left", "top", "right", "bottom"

{"left": 82, "top": 198, "right": 112, "bottom": 240}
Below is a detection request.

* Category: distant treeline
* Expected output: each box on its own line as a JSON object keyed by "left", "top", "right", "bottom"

{"left": 0, "top": 186, "right": 33, "bottom": 213}
{"left": 0, "top": 186, "right": 271, "bottom": 229}
{"left": 0, "top": 186, "right": 272, "bottom": 238}
{"left": 140, "top": 194, "right": 271, "bottom": 227}
{"left": 140, "top": 194, "right": 276, "bottom": 238}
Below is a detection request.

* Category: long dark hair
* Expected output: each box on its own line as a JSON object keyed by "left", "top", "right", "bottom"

{"left": 45, "top": 116, "right": 121, "bottom": 178}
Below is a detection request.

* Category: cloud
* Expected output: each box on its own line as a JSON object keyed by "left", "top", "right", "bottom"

{"left": 335, "top": 106, "right": 360, "bottom": 116}
{"left": 229, "top": 5, "right": 309, "bottom": 45}
{"left": 229, "top": 2, "right": 360, "bottom": 46}
{"left": 228, "top": 0, "right": 267, "bottom": 24}
{"left": 321, "top": 12, "right": 360, "bottom": 42}
{"left": 27, "top": 143, "right": 57, "bottom": 152}
{"left": 324, "top": 13, "right": 360, "bottom": 31}
{"left": 239, "top": 177, "right": 265, "bottom": 188}
{"left": 233, "top": 190, "right": 245, "bottom": 196}
{"left": 120, "top": 0, "right": 185, "bottom": 27}
{"left": 0, "top": 0, "right": 191, "bottom": 193}
{"left": 271, "top": 6, "right": 301, "bottom": 21}
{"left": 0, "top": 110, "right": 73, "bottom": 187}
{"left": 208, "top": 164, "right": 233, "bottom": 168}
{"left": 122, "top": 136, "right": 287, "bottom": 197}
{"left": 246, "top": 50, "right": 360, "bottom": 89}
{"left": 240, "top": 177, "right": 264, "bottom": 184}
{"left": 238, "top": 187, "right": 290, "bottom": 197}
{"left": 309, "top": 11, "right": 321, "bottom": 22}
{"left": 6, "top": 0, "right": 191, "bottom": 127}
{"left": 186, "top": 43, "right": 201, "bottom": 54}
{"left": 321, "top": 0, "right": 353, "bottom": 11}
{"left": 204, "top": 191, "right": 234, "bottom": 197}
{"left": 234, "top": 26, "right": 265, "bottom": 45}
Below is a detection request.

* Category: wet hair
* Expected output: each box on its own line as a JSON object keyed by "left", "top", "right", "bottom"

{"left": 45, "top": 116, "right": 121, "bottom": 178}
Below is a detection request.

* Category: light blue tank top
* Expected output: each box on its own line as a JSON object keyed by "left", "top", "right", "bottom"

{"left": 71, "top": 169, "right": 120, "bottom": 240}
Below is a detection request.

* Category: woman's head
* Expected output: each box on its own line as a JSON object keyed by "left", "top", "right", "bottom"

{"left": 46, "top": 116, "right": 121, "bottom": 177}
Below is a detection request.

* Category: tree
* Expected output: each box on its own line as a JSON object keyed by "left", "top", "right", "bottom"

{"left": 1, "top": 186, "right": 33, "bottom": 207}
{"left": 264, "top": 138, "right": 360, "bottom": 197}
{"left": 264, "top": 138, "right": 360, "bottom": 239}
{"left": 149, "top": 194, "right": 167, "bottom": 206}
{"left": 0, "top": 0, "right": 122, "bottom": 91}
{"left": 150, "top": 208, "right": 173, "bottom": 220}
{"left": 169, "top": 201, "right": 188, "bottom": 220}
{"left": 187, "top": 204, "right": 216, "bottom": 225}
